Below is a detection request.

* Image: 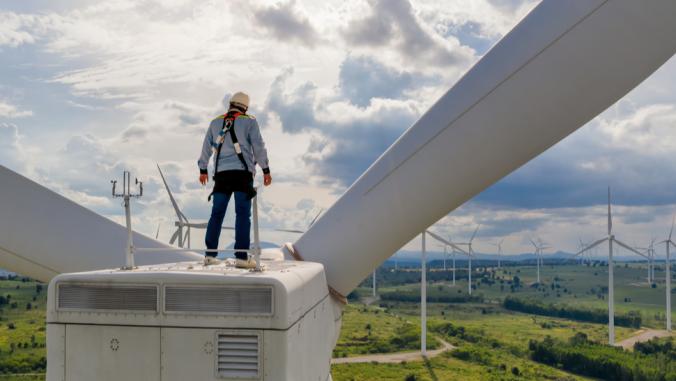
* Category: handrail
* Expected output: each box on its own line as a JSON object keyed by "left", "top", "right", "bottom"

{"left": 132, "top": 187, "right": 263, "bottom": 272}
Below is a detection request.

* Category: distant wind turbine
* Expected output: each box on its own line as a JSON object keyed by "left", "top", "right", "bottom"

{"left": 574, "top": 187, "right": 648, "bottom": 345}
{"left": 529, "top": 238, "right": 550, "bottom": 284}
{"left": 491, "top": 239, "right": 505, "bottom": 269}
{"left": 426, "top": 230, "right": 469, "bottom": 290}
{"left": 157, "top": 164, "right": 233, "bottom": 249}
{"left": 455, "top": 225, "right": 480, "bottom": 295}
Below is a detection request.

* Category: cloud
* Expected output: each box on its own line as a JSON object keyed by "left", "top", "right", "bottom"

{"left": 266, "top": 69, "right": 421, "bottom": 186}
{"left": 475, "top": 103, "right": 676, "bottom": 209}
{"left": 266, "top": 68, "right": 317, "bottom": 134}
{"left": 0, "top": 123, "right": 26, "bottom": 172}
{"left": 342, "top": 0, "right": 475, "bottom": 68}
{"left": 338, "top": 55, "right": 438, "bottom": 107}
{"left": 253, "top": 1, "right": 319, "bottom": 47}
{"left": 0, "top": 12, "right": 38, "bottom": 48}
{"left": 0, "top": 100, "right": 32, "bottom": 118}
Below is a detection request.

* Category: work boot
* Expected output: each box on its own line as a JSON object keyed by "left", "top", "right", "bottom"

{"left": 204, "top": 256, "right": 221, "bottom": 266}
{"left": 235, "top": 257, "right": 257, "bottom": 269}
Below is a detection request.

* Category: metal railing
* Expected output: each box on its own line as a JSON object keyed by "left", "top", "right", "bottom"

{"left": 115, "top": 170, "right": 263, "bottom": 272}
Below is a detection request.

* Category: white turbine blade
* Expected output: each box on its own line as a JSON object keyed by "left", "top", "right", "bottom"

{"left": 614, "top": 238, "right": 649, "bottom": 259}
{"left": 155, "top": 223, "right": 161, "bottom": 239}
{"left": 470, "top": 224, "right": 480, "bottom": 242}
{"left": 426, "top": 230, "right": 468, "bottom": 255}
{"left": 574, "top": 237, "right": 607, "bottom": 257}
{"left": 670, "top": 214, "right": 676, "bottom": 241}
{"left": 188, "top": 222, "right": 209, "bottom": 229}
{"left": 529, "top": 238, "right": 538, "bottom": 249}
{"left": 169, "top": 229, "right": 180, "bottom": 245}
{"left": 0, "top": 165, "right": 202, "bottom": 282}
{"left": 157, "top": 164, "right": 190, "bottom": 223}
{"left": 607, "top": 186, "right": 612, "bottom": 236}
{"left": 183, "top": 229, "right": 190, "bottom": 248}
{"left": 291, "top": 1, "right": 676, "bottom": 296}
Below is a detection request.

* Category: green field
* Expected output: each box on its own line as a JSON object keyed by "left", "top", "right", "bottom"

{"left": 0, "top": 277, "right": 47, "bottom": 378}
{"left": 368, "top": 263, "right": 674, "bottom": 329}
{"left": 0, "top": 262, "right": 672, "bottom": 380}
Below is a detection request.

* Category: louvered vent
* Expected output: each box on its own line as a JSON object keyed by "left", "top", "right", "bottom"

{"left": 57, "top": 283, "right": 158, "bottom": 312}
{"left": 217, "top": 333, "right": 261, "bottom": 379}
{"left": 165, "top": 286, "right": 272, "bottom": 315}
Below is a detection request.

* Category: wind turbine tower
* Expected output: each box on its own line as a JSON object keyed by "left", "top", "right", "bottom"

{"left": 421, "top": 231, "right": 427, "bottom": 356}
{"left": 662, "top": 217, "right": 675, "bottom": 332}
{"left": 575, "top": 187, "right": 646, "bottom": 345}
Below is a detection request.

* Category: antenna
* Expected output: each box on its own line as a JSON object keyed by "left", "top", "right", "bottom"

{"left": 111, "top": 170, "right": 143, "bottom": 270}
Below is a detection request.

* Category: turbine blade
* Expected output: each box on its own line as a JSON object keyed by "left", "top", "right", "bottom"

{"left": 183, "top": 229, "right": 190, "bottom": 248}
{"left": 157, "top": 164, "right": 189, "bottom": 223}
{"left": 614, "top": 238, "right": 649, "bottom": 259}
{"left": 426, "top": 230, "right": 468, "bottom": 255}
{"left": 574, "top": 237, "right": 607, "bottom": 257}
{"left": 155, "top": 222, "right": 161, "bottom": 239}
{"left": 670, "top": 214, "right": 675, "bottom": 241}
{"left": 169, "top": 229, "right": 180, "bottom": 245}
{"left": 470, "top": 224, "right": 480, "bottom": 242}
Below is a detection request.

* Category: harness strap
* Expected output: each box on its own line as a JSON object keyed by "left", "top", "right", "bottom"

{"left": 209, "top": 111, "right": 250, "bottom": 202}
{"left": 284, "top": 243, "right": 348, "bottom": 305}
{"left": 214, "top": 111, "right": 249, "bottom": 177}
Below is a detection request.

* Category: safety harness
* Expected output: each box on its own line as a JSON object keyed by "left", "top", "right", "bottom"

{"left": 207, "top": 111, "right": 255, "bottom": 202}
{"left": 213, "top": 111, "right": 249, "bottom": 176}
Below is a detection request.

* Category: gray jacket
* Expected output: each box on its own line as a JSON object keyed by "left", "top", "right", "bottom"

{"left": 198, "top": 114, "right": 270, "bottom": 176}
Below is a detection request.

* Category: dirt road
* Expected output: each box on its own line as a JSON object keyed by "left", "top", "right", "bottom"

{"left": 331, "top": 338, "right": 455, "bottom": 364}
{"left": 615, "top": 329, "right": 674, "bottom": 350}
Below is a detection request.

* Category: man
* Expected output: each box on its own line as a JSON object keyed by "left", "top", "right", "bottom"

{"left": 198, "top": 92, "right": 272, "bottom": 268}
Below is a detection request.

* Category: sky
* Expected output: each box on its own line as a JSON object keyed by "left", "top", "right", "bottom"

{"left": 2, "top": 0, "right": 676, "bottom": 260}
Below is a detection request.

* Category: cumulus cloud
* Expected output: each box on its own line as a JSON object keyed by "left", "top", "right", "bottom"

{"left": 342, "top": 0, "right": 475, "bottom": 68}
{"left": 253, "top": 1, "right": 319, "bottom": 47}
{"left": 0, "top": 12, "right": 38, "bottom": 48}
{"left": 475, "top": 103, "right": 676, "bottom": 209}
{"left": 266, "top": 68, "right": 318, "bottom": 134}
{"left": 266, "top": 69, "right": 421, "bottom": 186}
{"left": 338, "top": 55, "right": 438, "bottom": 107}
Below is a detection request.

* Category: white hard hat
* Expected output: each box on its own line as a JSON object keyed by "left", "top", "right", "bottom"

{"left": 229, "top": 92, "right": 250, "bottom": 109}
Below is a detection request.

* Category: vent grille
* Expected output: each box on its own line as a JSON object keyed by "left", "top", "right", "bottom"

{"left": 165, "top": 286, "right": 272, "bottom": 315}
{"left": 57, "top": 283, "right": 158, "bottom": 312}
{"left": 217, "top": 334, "right": 260, "bottom": 379}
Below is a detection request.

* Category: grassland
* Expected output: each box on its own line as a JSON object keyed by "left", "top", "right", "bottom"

{"left": 0, "top": 278, "right": 46, "bottom": 375}
{"left": 0, "top": 262, "right": 671, "bottom": 380}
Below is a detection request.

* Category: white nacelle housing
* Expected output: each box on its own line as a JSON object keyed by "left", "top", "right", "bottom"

{"left": 46, "top": 259, "right": 340, "bottom": 381}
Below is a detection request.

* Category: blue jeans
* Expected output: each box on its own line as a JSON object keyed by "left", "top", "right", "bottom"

{"left": 205, "top": 191, "right": 251, "bottom": 260}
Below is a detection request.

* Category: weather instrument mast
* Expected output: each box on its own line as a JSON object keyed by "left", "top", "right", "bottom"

{"left": 110, "top": 170, "right": 143, "bottom": 269}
